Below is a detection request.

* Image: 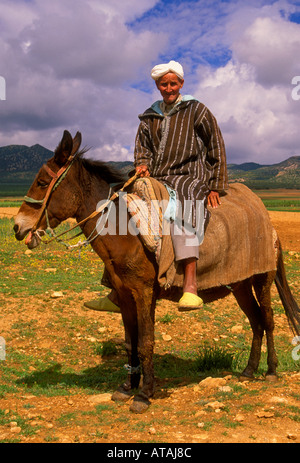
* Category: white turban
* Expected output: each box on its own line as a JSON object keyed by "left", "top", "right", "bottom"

{"left": 151, "top": 60, "right": 184, "bottom": 81}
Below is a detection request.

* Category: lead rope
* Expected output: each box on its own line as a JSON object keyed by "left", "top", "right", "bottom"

{"left": 42, "top": 172, "right": 139, "bottom": 247}
{"left": 37, "top": 187, "right": 114, "bottom": 252}
{"left": 62, "top": 189, "right": 115, "bottom": 252}
{"left": 37, "top": 172, "right": 140, "bottom": 252}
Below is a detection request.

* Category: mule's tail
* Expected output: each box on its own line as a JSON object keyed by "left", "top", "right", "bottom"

{"left": 275, "top": 240, "right": 300, "bottom": 337}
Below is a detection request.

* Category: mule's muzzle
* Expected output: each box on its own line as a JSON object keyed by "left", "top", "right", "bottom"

{"left": 13, "top": 223, "right": 20, "bottom": 236}
{"left": 13, "top": 223, "right": 27, "bottom": 241}
{"left": 13, "top": 223, "right": 42, "bottom": 249}
{"left": 24, "top": 231, "right": 42, "bottom": 249}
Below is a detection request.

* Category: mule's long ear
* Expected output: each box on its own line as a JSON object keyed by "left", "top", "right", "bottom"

{"left": 54, "top": 130, "right": 73, "bottom": 166}
{"left": 71, "top": 131, "right": 82, "bottom": 156}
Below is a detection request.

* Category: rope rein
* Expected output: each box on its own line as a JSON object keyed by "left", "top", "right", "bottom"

{"left": 24, "top": 158, "right": 139, "bottom": 251}
{"left": 43, "top": 187, "right": 115, "bottom": 251}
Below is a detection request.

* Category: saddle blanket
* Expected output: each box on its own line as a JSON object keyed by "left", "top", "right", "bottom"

{"left": 125, "top": 178, "right": 277, "bottom": 291}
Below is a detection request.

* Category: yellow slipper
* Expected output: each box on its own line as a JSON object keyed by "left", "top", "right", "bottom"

{"left": 178, "top": 292, "right": 203, "bottom": 312}
{"left": 84, "top": 296, "right": 121, "bottom": 313}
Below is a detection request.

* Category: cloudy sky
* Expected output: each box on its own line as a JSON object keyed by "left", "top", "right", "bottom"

{"left": 0, "top": 0, "right": 299, "bottom": 164}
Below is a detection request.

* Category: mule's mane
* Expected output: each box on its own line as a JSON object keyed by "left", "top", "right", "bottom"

{"left": 77, "top": 151, "right": 128, "bottom": 185}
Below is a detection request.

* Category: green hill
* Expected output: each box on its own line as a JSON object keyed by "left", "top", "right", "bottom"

{"left": 0, "top": 144, "right": 53, "bottom": 173}
{"left": 0, "top": 143, "right": 299, "bottom": 196}
{"left": 228, "top": 156, "right": 300, "bottom": 189}
{"left": 0, "top": 144, "right": 134, "bottom": 197}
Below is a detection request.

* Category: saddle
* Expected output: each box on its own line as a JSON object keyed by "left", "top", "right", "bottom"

{"left": 125, "top": 178, "right": 277, "bottom": 291}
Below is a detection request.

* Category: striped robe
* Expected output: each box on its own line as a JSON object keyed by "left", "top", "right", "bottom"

{"left": 134, "top": 97, "right": 228, "bottom": 226}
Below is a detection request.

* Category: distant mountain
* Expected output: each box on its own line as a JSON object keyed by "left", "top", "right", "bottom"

{"left": 228, "top": 156, "right": 300, "bottom": 188}
{"left": 0, "top": 144, "right": 53, "bottom": 173}
{"left": 228, "top": 162, "right": 266, "bottom": 172}
{"left": 0, "top": 144, "right": 133, "bottom": 186}
{"left": 0, "top": 143, "right": 299, "bottom": 190}
{"left": 106, "top": 161, "right": 134, "bottom": 175}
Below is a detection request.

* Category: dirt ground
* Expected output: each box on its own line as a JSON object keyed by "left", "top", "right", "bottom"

{"left": 0, "top": 208, "right": 299, "bottom": 444}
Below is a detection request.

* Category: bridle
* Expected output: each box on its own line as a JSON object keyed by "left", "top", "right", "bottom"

{"left": 23, "top": 152, "right": 139, "bottom": 248}
{"left": 24, "top": 154, "right": 77, "bottom": 234}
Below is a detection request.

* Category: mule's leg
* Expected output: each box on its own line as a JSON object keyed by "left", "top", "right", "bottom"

{"left": 111, "top": 293, "right": 141, "bottom": 402}
{"left": 129, "top": 286, "right": 157, "bottom": 414}
{"left": 253, "top": 271, "right": 278, "bottom": 380}
{"left": 233, "top": 280, "right": 265, "bottom": 380}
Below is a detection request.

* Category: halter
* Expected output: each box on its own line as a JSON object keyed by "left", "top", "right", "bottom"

{"left": 23, "top": 153, "right": 139, "bottom": 249}
{"left": 24, "top": 154, "right": 77, "bottom": 234}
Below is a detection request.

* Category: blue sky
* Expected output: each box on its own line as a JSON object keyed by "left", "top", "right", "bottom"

{"left": 0, "top": 0, "right": 300, "bottom": 164}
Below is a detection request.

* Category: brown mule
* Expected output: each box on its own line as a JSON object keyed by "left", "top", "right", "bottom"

{"left": 14, "top": 130, "right": 300, "bottom": 413}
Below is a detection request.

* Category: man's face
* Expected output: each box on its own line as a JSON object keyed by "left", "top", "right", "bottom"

{"left": 156, "top": 72, "right": 184, "bottom": 105}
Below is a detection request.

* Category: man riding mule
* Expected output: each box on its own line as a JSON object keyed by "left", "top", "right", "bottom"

{"left": 14, "top": 129, "right": 300, "bottom": 414}
{"left": 85, "top": 60, "right": 228, "bottom": 313}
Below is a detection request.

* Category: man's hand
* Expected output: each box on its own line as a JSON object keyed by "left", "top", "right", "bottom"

{"left": 207, "top": 190, "right": 221, "bottom": 209}
{"left": 135, "top": 165, "right": 150, "bottom": 178}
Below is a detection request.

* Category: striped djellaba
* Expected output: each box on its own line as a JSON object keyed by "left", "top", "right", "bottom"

{"left": 134, "top": 98, "right": 228, "bottom": 227}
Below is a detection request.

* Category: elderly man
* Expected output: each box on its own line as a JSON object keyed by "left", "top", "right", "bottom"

{"left": 134, "top": 60, "right": 228, "bottom": 309}
{"left": 85, "top": 60, "right": 228, "bottom": 312}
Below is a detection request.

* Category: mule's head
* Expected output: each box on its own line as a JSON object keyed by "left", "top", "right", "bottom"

{"left": 14, "top": 130, "right": 83, "bottom": 249}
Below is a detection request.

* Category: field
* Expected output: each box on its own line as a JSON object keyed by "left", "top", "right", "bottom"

{"left": 253, "top": 189, "right": 300, "bottom": 212}
{"left": 0, "top": 193, "right": 299, "bottom": 444}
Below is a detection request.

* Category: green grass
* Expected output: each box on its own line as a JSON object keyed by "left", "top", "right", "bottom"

{"left": 0, "top": 217, "right": 103, "bottom": 297}
{"left": 157, "top": 313, "right": 178, "bottom": 324}
{"left": 262, "top": 199, "right": 300, "bottom": 212}
{"left": 0, "top": 184, "right": 31, "bottom": 198}
{"left": 194, "top": 344, "right": 235, "bottom": 372}
{"left": 95, "top": 341, "right": 119, "bottom": 357}
{"left": 0, "top": 349, "right": 126, "bottom": 398}
{"left": 0, "top": 200, "right": 23, "bottom": 207}
{"left": 254, "top": 190, "right": 300, "bottom": 212}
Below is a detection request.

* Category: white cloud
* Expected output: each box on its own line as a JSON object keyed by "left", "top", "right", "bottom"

{"left": 0, "top": 0, "right": 164, "bottom": 158}
{"left": 19, "top": 2, "right": 165, "bottom": 85}
{"left": 232, "top": 16, "right": 300, "bottom": 86}
{"left": 0, "top": 1, "right": 37, "bottom": 39}
{"left": 194, "top": 12, "right": 300, "bottom": 164}
{"left": 88, "top": 0, "right": 159, "bottom": 22}
{"left": 0, "top": 0, "right": 299, "bottom": 165}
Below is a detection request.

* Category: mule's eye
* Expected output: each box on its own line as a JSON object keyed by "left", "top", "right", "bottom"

{"left": 37, "top": 179, "right": 49, "bottom": 188}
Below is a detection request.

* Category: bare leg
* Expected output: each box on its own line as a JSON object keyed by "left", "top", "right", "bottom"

{"left": 182, "top": 257, "right": 198, "bottom": 295}
{"left": 178, "top": 258, "right": 203, "bottom": 310}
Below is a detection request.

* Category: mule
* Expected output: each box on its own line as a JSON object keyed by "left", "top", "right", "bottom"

{"left": 14, "top": 130, "right": 300, "bottom": 413}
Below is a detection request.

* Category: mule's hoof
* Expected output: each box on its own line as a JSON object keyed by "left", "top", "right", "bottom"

{"left": 111, "top": 387, "right": 133, "bottom": 403}
{"left": 265, "top": 374, "right": 279, "bottom": 383}
{"left": 239, "top": 374, "right": 254, "bottom": 382}
{"left": 129, "top": 396, "right": 150, "bottom": 414}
